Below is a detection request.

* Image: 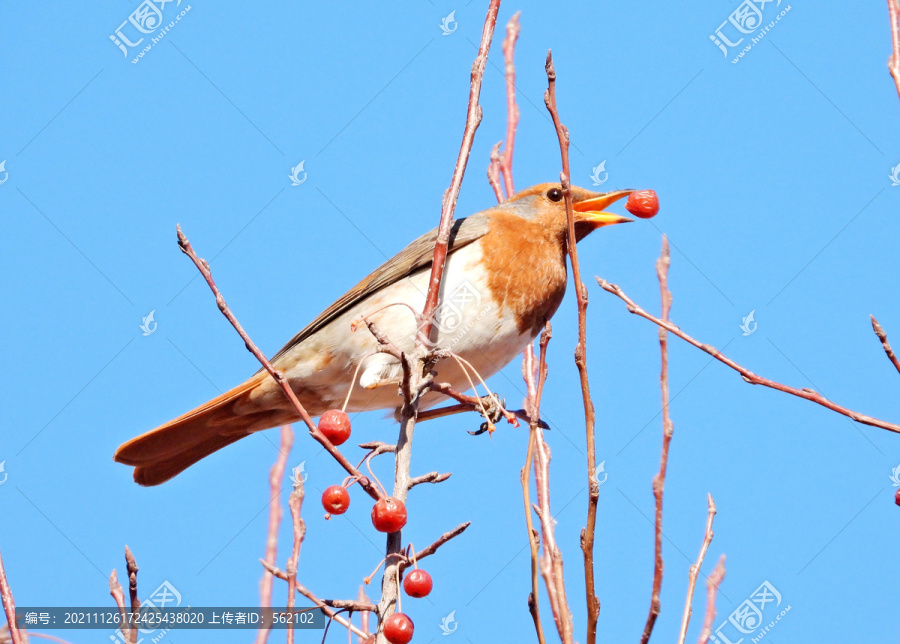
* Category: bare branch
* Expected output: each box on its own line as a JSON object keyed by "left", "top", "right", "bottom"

{"left": 521, "top": 334, "right": 550, "bottom": 644}
{"left": 597, "top": 276, "right": 900, "bottom": 435}
{"left": 888, "top": 0, "right": 900, "bottom": 103}
{"left": 640, "top": 236, "right": 673, "bottom": 644}
{"left": 376, "top": 3, "right": 500, "bottom": 638}
{"left": 678, "top": 495, "right": 718, "bottom": 644}
{"left": 175, "top": 226, "right": 383, "bottom": 500}
{"left": 871, "top": 315, "right": 900, "bottom": 376}
{"left": 260, "top": 561, "right": 371, "bottom": 639}
{"left": 108, "top": 569, "right": 131, "bottom": 644}
{"left": 285, "top": 474, "right": 306, "bottom": 644}
{"left": 499, "top": 11, "right": 521, "bottom": 198}
{"left": 400, "top": 522, "right": 471, "bottom": 572}
{"left": 407, "top": 471, "right": 452, "bottom": 489}
{"left": 256, "top": 424, "right": 294, "bottom": 644}
{"left": 697, "top": 556, "right": 727, "bottom": 644}
{"left": 488, "top": 142, "right": 505, "bottom": 202}
{"left": 124, "top": 547, "right": 139, "bottom": 630}
{"left": 417, "top": 0, "right": 500, "bottom": 347}
{"left": 544, "top": 49, "right": 600, "bottom": 644}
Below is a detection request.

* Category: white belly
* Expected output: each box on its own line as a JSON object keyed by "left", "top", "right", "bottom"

{"left": 278, "top": 240, "right": 533, "bottom": 414}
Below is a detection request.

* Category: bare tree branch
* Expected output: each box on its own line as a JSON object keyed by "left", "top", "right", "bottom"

{"left": 677, "top": 495, "right": 717, "bottom": 644}
{"left": 544, "top": 49, "right": 600, "bottom": 644}
{"left": 888, "top": 0, "right": 900, "bottom": 103}
{"left": 697, "top": 556, "right": 727, "bottom": 644}
{"left": 256, "top": 425, "right": 294, "bottom": 644}
{"left": 871, "top": 315, "right": 900, "bottom": 376}
{"left": 376, "top": 3, "right": 501, "bottom": 640}
{"left": 176, "top": 226, "right": 383, "bottom": 500}
{"left": 108, "top": 569, "right": 132, "bottom": 644}
{"left": 640, "top": 236, "right": 673, "bottom": 644}
{"left": 285, "top": 472, "right": 306, "bottom": 644}
{"left": 596, "top": 276, "right": 900, "bottom": 435}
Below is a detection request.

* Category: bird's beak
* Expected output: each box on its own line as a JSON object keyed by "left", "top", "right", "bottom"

{"left": 572, "top": 189, "right": 634, "bottom": 228}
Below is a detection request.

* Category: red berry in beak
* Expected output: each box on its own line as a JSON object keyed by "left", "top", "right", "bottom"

{"left": 321, "top": 485, "right": 350, "bottom": 515}
{"left": 382, "top": 613, "right": 414, "bottom": 644}
{"left": 403, "top": 569, "right": 433, "bottom": 598}
{"left": 318, "top": 409, "right": 351, "bottom": 446}
{"left": 371, "top": 497, "right": 408, "bottom": 533}
{"left": 625, "top": 190, "right": 659, "bottom": 218}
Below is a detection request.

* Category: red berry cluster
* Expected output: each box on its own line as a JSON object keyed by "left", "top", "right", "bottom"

{"left": 316, "top": 409, "right": 435, "bottom": 643}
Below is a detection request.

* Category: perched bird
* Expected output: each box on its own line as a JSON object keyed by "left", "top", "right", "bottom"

{"left": 115, "top": 184, "right": 633, "bottom": 485}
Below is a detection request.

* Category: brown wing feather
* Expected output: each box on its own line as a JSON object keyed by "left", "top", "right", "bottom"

{"left": 268, "top": 213, "right": 491, "bottom": 365}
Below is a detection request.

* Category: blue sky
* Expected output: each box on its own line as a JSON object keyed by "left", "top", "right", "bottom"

{"left": 2, "top": 1, "right": 900, "bottom": 642}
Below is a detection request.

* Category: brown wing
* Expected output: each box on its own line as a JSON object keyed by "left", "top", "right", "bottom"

{"left": 268, "top": 213, "right": 491, "bottom": 365}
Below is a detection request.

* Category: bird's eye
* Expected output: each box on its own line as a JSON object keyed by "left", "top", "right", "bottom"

{"left": 546, "top": 188, "right": 563, "bottom": 202}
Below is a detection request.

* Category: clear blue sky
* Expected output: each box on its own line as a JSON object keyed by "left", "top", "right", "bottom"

{"left": 2, "top": 1, "right": 899, "bottom": 642}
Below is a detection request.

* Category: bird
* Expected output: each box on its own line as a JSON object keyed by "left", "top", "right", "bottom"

{"left": 115, "top": 183, "right": 634, "bottom": 485}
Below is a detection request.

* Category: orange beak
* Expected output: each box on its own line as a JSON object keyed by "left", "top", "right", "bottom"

{"left": 573, "top": 189, "right": 634, "bottom": 228}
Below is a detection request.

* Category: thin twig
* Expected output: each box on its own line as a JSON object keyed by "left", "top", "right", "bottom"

{"left": 407, "top": 471, "right": 452, "bottom": 489}
{"left": 544, "top": 49, "right": 600, "bottom": 644}
{"left": 596, "top": 276, "right": 900, "bottom": 435}
{"left": 124, "top": 547, "right": 139, "bottom": 632}
{"left": 256, "top": 424, "right": 294, "bottom": 644}
{"left": 871, "top": 315, "right": 900, "bottom": 376}
{"left": 416, "top": 0, "right": 499, "bottom": 347}
{"left": 399, "top": 522, "right": 471, "bottom": 572}
{"left": 488, "top": 142, "right": 505, "bottom": 202}
{"left": 499, "top": 11, "right": 521, "bottom": 198}
{"left": 175, "top": 226, "right": 383, "bottom": 499}
{"left": 376, "top": 2, "right": 500, "bottom": 638}
{"left": 521, "top": 333, "right": 550, "bottom": 644}
{"left": 260, "top": 561, "right": 371, "bottom": 639}
{"left": 677, "top": 495, "right": 718, "bottom": 644}
{"left": 697, "top": 555, "right": 726, "bottom": 644}
{"left": 108, "top": 569, "right": 132, "bottom": 644}
{"left": 888, "top": 0, "right": 900, "bottom": 103}
{"left": 0, "top": 549, "right": 21, "bottom": 644}
{"left": 358, "top": 586, "right": 373, "bottom": 643}
{"left": 640, "top": 237, "right": 673, "bottom": 644}
{"left": 285, "top": 472, "right": 306, "bottom": 644}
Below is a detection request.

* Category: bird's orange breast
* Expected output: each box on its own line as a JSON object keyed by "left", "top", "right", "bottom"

{"left": 479, "top": 211, "right": 568, "bottom": 336}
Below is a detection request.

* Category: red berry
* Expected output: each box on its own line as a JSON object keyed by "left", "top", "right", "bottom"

{"left": 321, "top": 485, "right": 350, "bottom": 515}
{"left": 371, "top": 497, "right": 407, "bottom": 533}
{"left": 403, "top": 569, "right": 433, "bottom": 598}
{"left": 319, "top": 409, "right": 351, "bottom": 446}
{"left": 895, "top": 489, "right": 900, "bottom": 507}
{"left": 625, "top": 189, "right": 659, "bottom": 219}
{"left": 382, "top": 613, "right": 414, "bottom": 644}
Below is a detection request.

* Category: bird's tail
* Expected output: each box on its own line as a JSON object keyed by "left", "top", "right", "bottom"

{"left": 115, "top": 373, "right": 292, "bottom": 486}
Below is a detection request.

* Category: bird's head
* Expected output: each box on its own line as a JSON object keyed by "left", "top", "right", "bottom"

{"left": 501, "top": 182, "right": 633, "bottom": 241}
